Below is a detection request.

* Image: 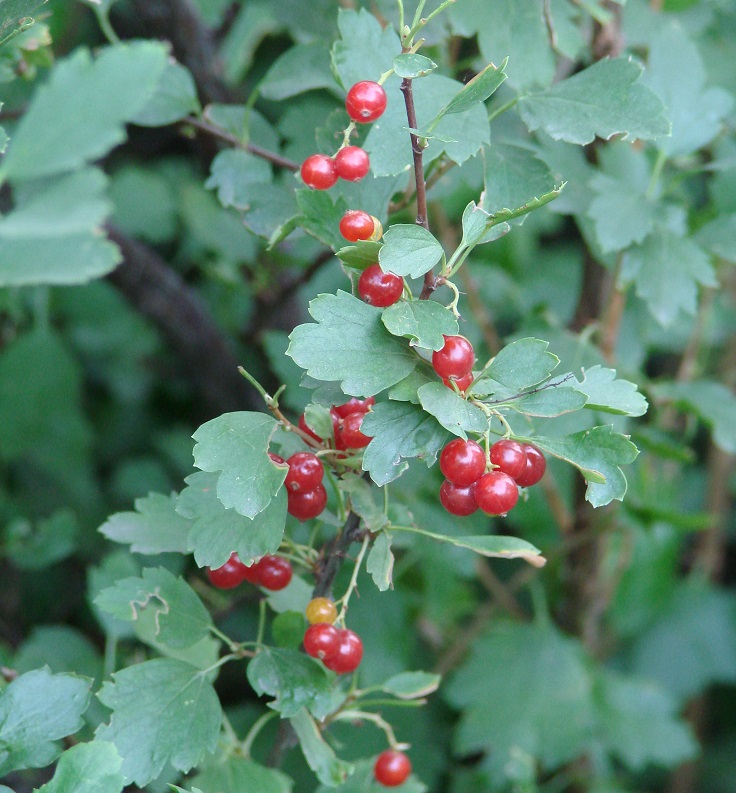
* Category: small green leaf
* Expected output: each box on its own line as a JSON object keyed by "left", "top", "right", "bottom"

{"left": 409, "top": 531, "right": 545, "bottom": 566}
{"left": 381, "top": 671, "right": 440, "bottom": 700}
{"left": 431, "top": 59, "right": 507, "bottom": 125}
{"left": 99, "top": 492, "right": 190, "bottom": 555}
{"left": 0, "top": 0, "right": 47, "bottom": 41}
{"left": 378, "top": 224, "right": 444, "bottom": 279}
{"left": 339, "top": 473, "right": 388, "bottom": 532}
{"left": 336, "top": 240, "right": 383, "bottom": 270}
{"left": 505, "top": 386, "right": 587, "bottom": 418}
{"left": 296, "top": 189, "right": 350, "bottom": 250}
{"left": 205, "top": 149, "right": 272, "bottom": 209}
{"left": 35, "top": 742, "right": 125, "bottom": 793}
{"left": 366, "top": 532, "right": 394, "bottom": 592}
{"left": 192, "top": 411, "right": 285, "bottom": 518}
{"left": 695, "top": 213, "right": 736, "bottom": 262}
{"left": 482, "top": 143, "right": 557, "bottom": 216}
{"left": 381, "top": 301, "right": 458, "bottom": 351}
{"left": 387, "top": 368, "right": 435, "bottom": 404}
{"left": 132, "top": 61, "right": 200, "bottom": 126}
{"left": 573, "top": 366, "right": 648, "bottom": 417}
{"left": 290, "top": 709, "right": 353, "bottom": 787}
{"left": 417, "top": 382, "right": 488, "bottom": 438}
{"left": 486, "top": 338, "right": 559, "bottom": 390}
{"left": 192, "top": 756, "right": 293, "bottom": 793}
{"left": 7, "top": 509, "right": 79, "bottom": 570}
{"left": 260, "top": 41, "right": 335, "bottom": 100}
{"left": 272, "top": 612, "right": 307, "bottom": 651}
{"left": 393, "top": 53, "right": 437, "bottom": 79}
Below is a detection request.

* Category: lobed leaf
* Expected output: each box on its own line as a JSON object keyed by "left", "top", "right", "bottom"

{"left": 99, "top": 492, "right": 190, "bottom": 555}
{"left": 381, "top": 300, "right": 458, "bottom": 352}
{"left": 378, "top": 224, "right": 444, "bottom": 279}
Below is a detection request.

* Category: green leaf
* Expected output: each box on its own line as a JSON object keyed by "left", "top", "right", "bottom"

{"left": 695, "top": 213, "right": 736, "bottom": 262}
{"left": 314, "top": 759, "right": 425, "bottom": 792}
{"left": 378, "top": 224, "right": 444, "bottom": 279}
{"left": 260, "top": 41, "right": 335, "bottom": 100}
{"left": 177, "top": 471, "right": 287, "bottom": 569}
{"left": 272, "top": 612, "right": 308, "bottom": 650}
{"left": 393, "top": 53, "right": 437, "bottom": 79}
{"left": 35, "top": 741, "right": 125, "bottom": 793}
{"left": 132, "top": 61, "right": 200, "bottom": 126}
{"left": 0, "top": 168, "right": 121, "bottom": 286}
{"left": 519, "top": 58, "right": 670, "bottom": 145}
{"left": 247, "top": 648, "right": 333, "bottom": 718}
{"left": 1, "top": 42, "right": 168, "bottom": 181}
{"left": 205, "top": 149, "right": 272, "bottom": 209}
{"left": 621, "top": 225, "right": 717, "bottom": 326}
{"left": 339, "top": 474, "right": 388, "bottom": 532}
{"left": 573, "top": 366, "right": 648, "bottom": 417}
{"left": 192, "top": 756, "right": 293, "bottom": 793}
{"left": 403, "top": 529, "right": 545, "bottom": 566}
{"left": 192, "top": 411, "right": 285, "bottom": 518}
{"left": 417, "top": 382, "right": 488, "bottom": 438}
{"left": 366, "top": 532, "right": 394, "bottom": 592}
{"left": 14, "top": 627, "right": 101, "bottom": 681}
{"left": 387, "top": 367, "right": 435, "bottom": 404}
{"left": 336, "top": 240, "right": 383, "bottom": 270}
{"left": 381, "top": 671, "right": 441, "bottom": 700}
{"left": 94, "top": 567, "right": 212, "bottom": 650}
{"left": 99, "top": 492, "right": 190, "bottom": 555}
{"left": 290, "top": 709, "right": 353, "bottom": 787}
{"left": 331, "top": 8, "right": 399, "bottom": 90}
{"left": 287, "top": 291, "right": 417, "bottom": 397}
{"left": 482, "top": 143, "right": 557, "bottom": 217}
{"left": 531, "top": 426, "right": 639, "bottom": 507}
{"left": 505, "top": 386, "right": 588, "bottom": 418}
{"left": 296, "top": 188, "right": 349, "bottom": 250}
{"left": 433, "top": 59, "right": 507, "bottom": 119}
{"left": 0, "top": 0, "right": 46, "bottom": 42}
{"left": 6, "top": 509, "right": 79, "bottom": 570}
{"left": 381, "top": 301, "right": 458, "bottom": 351}
{"left": 0, "top": 668, "right": 91, "bottom": 775}
{"left": 360, "top": 402, "right": 449, "bottom": 486}
{"left": 0, "top": 124, "right": 7, "bottom": 154}
{"left": 486, "top": 338, "right": 559, "bottom": 390}
{"left": 96, "top": 659, "right": 223, "bottom": 786}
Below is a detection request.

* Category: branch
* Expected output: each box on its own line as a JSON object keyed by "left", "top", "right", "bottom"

{"left": 312, "top": 511, "right": 365, "bottom": 599}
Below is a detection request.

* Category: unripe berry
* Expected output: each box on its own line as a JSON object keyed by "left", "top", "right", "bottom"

{"left": 306, "top": 597, "right": 338, "bottom": 625}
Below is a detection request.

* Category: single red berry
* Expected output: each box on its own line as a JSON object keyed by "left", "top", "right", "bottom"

{"left": 333, "top": 396, "right": 375, "bottom": 419}
{"left": 339, "top": 411, "right": 373, "bottom": 448}
{"left": 440, "top": 438, "right": 486, "bottom": 486}
{"left": 256, "top": 555, "right": 293, "bottom": 591}
{"left": 474, "top": 471, "right": 519, "bottom": 516}
{"left": 432, "top": 335, "right": 475, "bottom": 380}
{"left": 340, "top": 210, "right": 375, "bottom": 242}
{"left": 346, "top": 81, "right": 387, "bottom": 123}
{"left": 206, "top": 553, "right": 247, "bottom": 589}
{"left": 335, "top": 146, "right": 371, "bottom": 181}
{"left": 490, "top": 439, "right": 527, "bottom": 480}
{"left": 515, "top": 443, "right": 547, "bottom": 487}
{"left": 323, "top": 628, "right": 363, "bottom": 673}
{"left": 439, "top": 480, "right": 478, "bottom": 516}
{"left": 358, "top": 264, "right": 403, "bottom": 307}
{"left": 331, "top": 407, "right": 349, "bottom": 451}
{"left": 443, "top": 371, "right": 474, "bottom": 393}
{"left": 374, "top": 750, "right": 412, "bottom": 787}
{"left": 300, "top": 154, "right": 338, "bottom": 190}
{"left": 241, "top": 561, "right": 262, "bottom": 585}
{"left": 288, "top": 483, "right": 328, "bottom": 521}
{"left": 304, "top": 623, "right": 340, "bottom": 660}
{"left": 285, "top": 451, "right": 324, "bottom": 492}
{"left": 298, "top": 413, "right": 322, "bottom": 444}
{"left": 268, "top": 451, "right": 286, "bottom": 465}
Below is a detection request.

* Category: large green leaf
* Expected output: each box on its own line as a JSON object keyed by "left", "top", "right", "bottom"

{"left": 96, "top": 659, "right": 223, "bottom": 786}
{"left": 132, "top": 61, "right": 200, "bottom": 126}
{"left": 0, "top": 668, "right": 91, "bottom": 775}
{"left": 331, "top": 8, "right": 400, "bottom": 90}
{"left": 381, "top": 300, "right": 458, "bottom": 352}
{"left": 35, "top": 742, "right": 125, "bottom": 793}
{"left": 287, "top": 291, "right": 417, "bottom": 397}
{"left": 260, "top": 42, "right": 335, "bottom": 100}
{"left": 573, "top": 366, "right": 648, "bottom": 417}
{"left": 485, "top": 338, "right": 559, "bottom": 390}
{"left": 192, "top": 412, "right": 285, "bottom": 518}
{"left": 417, "top": 382, "right": 488, "bottom": 438}
{"left": 378, "top": 224, "right": 444, "bottom": 279}
{"left": 1, "top": 42, "right": 168, "bottom": 181}
{"left": 193, "top": 757, "right": 293, "bottom": 793}
{"left": 482, "top": 143, "right": 557, "bottom": 216}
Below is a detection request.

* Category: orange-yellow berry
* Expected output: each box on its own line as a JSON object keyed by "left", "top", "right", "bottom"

{"left": 306, "top": 597, "right": 338, "bottom": 625}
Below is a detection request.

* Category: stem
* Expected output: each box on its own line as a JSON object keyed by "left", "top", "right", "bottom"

{"left": 312, "top": 511, "right": 364, "bottom": 599}
{"left": 330, "top": 710, "right": 409, "bottom": 750}
{"left": 241, "top": 711, "right": 278, "bottom": 758}
{"left": 209, "top": 624, "right": 241, "bottom": 653}
{"left": 488, "top": 96, "right": 520, "bottom": 123}
{"left": 103, "top": 635, "right": 118, "bottom": 678}
{"left": 199, "top": 652, "right": 239, "bottom": 677}
{"left": 647, "top": 149, "right": 667, "bottom": 198}
{"left": 256, "top": 598, "right": 267, "bottom": 647}
{"left": 336, "top": 534, "right": 371, "bottom": 624}
{"left": 97, "top": 11, "right": 121, "bottom": 44}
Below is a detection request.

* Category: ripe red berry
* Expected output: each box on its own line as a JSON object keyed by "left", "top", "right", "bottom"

{"left": 306, "top": 597, "right": 338, "bottom": 625}
{"left": 439, "top": 480, "right": 478, "bottom": 516}
{"left": 358, "top": 264, "right": 403, "bottom": 307}
{"left": 490, "top": 439, "right": 527, "bottom": 480}
{"left": 374, "top": 750, "right": 412, "bottom": 787}
{"left": 268, "top": 451, "right": 286, "bottom": 465}
{"left": 346, "top": 81, "right": 387, "bottom": 123}
{"left": 339, "top": 411, "right": 373, "bottom": 448}
{"left": 298, "top": 413, "right": 322, "bottom": 444}
{"left": 300, "top": 154, "right": 338, "bottom": 190}
{"left": 288, "top": 482, "right": 328, "bottom": 521}
{"left": 304, "top": 623, "right": 340, "bottom": 660}
{"left": 241, "top": 561, "right": 262, "bottom": 584}
{"left": 443, "top": 371, "right": 474, "bottom": 393}
{"left": 439, "top": 438, "right": 486, "bottom": 486}
{"left": 515, "top": 443, "right": 547, "bottom": 487}
{"left": 285, "top": 452, "right": 323, "bottom": 492}
{"left": 340, "top": 210, "right": 375, "bottom": 242}
{"left": 335, "top": 146, "right": 370, "bottom": 181}
{"left": 474, "top": 471, "right": 519, "bottom": 516}
{"left": 206, "top": 553, "right": 247, "bottom": 589}
{"left": 256, "top": 555, "right": 292, "bottom": 591}
{"left": 330, "top": 407, "right": 349, "bottom": 451}
{"left": 432, "top": 335, "right": 475, "bottom": 380}
{"left": 333, "top": 396, "right": 375, "bottom": 419}
{"left": 322, "top": 628, "right": 363, "bottom": 674}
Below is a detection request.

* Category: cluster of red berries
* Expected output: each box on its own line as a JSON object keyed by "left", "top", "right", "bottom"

{"left": 207, "top": 552, "right": 293, "bottom": 591}
{"left": 439, "top": 437, "right": 547, "bottom": 517}
{"left": 269, "top": 451, "right": 328, "bottom": 522}
{"left": 299, "top": 396, "right": 375, "bottom": 453}
{"left": 300, "top": 81, "right": 387, "bottom": 190}
{"left": 303, "top": 597, "right": 363, "bottom": 674}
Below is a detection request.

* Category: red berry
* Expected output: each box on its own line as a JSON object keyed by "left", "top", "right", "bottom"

{"left": 515, "top": 443, "right": 547, "bottom": 487}
{"left": 298, "top": 413, "right": 322, "bottom": 444}
{"left": 333, "top": 396, "right": 375, "bottom": 419}
{"left": 300, "top": 154, "right": 338, "bottom": 190}
{"left": 490, "top": 439, "right": 527, "bottom": 480}
{"left": 288, "top": 483, "right": 328, "bottom": 521}
{"left": 331, "top": 407, "right": 349, "bottom": 451}
{"left": 206, "top": 553, "right": 247, "bottom": 589}
{"left": 335, "top": 146, "right": 370, "bottom": 181}
{"left": 358, "top": 264, "right": 403, "bottom": 307}
{"left": 256, "top": 555, "right": 293, "bottom": 591}
{"left": 339, "top": 411, "right": 373, "bottom": 448}
{"left": 268, "top": 451, "right": 285, "bottom": 465}
{"left": 285, "top": 452, "right": 324, "bottom": 492}
{"left": 241, "top": 561, "right": 262, "bottom": 584}
{"left": 304, "top": 623, "right": 340, "bottom": 660}
{"left": 346, "top": 81, "right": 387, "bottom": 123}
{"left": 439, "top": 438, "right": 486, "bottom": 486}
{"left": 374, "top": 750, "right": 412, "bottom": 787}
{"left": 340, "top": 210, "right": 375, "bottom": 242}
{"left": 443, "top": 371, "right": 474, "bottom": 393}
{"left": 439, "top": 480, "right": 478, "bottom": 516}
{"left": 474, "top": 471, "right": 519, "bottom": 516}
{"left": 432, "top": 335, "right": 475, "bottom": 380}
{"left": 322, "top": 628, "right": 363, "bottom": 674}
